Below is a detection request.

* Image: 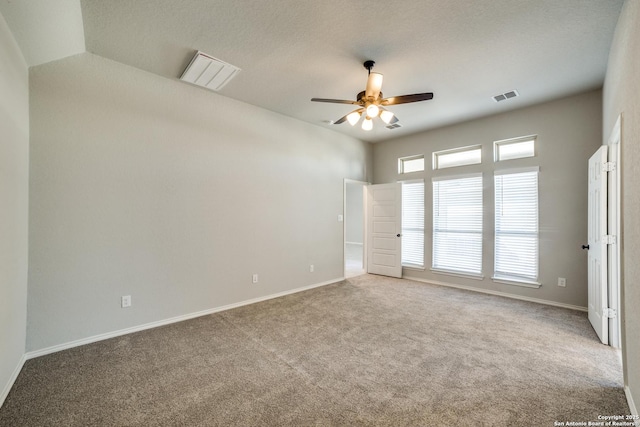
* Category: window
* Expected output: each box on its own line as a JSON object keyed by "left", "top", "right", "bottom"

{"left": 494, "top": 168, "right": 539, "bottom": 284}
{"left": 432, "top": 174, "right": 483, "bottom": 276}
{"left": 399, "top": 155, "right": 425, "bottom": 174}
{"left": 401, "top": 180, "right": 424, "bottom": 268}
{"left": 433, "top": 145, "right": 482, "bottom": 170}
{"left": 494, "top": 135, "right": 536, "bottom": 162}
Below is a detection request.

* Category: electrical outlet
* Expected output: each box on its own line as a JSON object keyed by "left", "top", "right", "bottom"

{"left": 558, "top": 278, "right": 566, "bottom": 287}
{"left": 121, "top": 295, "right": 132, "bottom": 308}
{"left": 310, "top": 264, "right": 314, "bottom": 273}
{"left": 252, "top": 274, "right": 258, "bottom": 284}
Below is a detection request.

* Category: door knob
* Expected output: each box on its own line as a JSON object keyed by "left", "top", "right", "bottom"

{"left": 397, "top": 234, "right": 401, "bottom": 237}
{"left": 582, "top": 244, "right": 589, "bottom": 250}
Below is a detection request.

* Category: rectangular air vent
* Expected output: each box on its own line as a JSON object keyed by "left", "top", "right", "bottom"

{"left": 493, "top": 89, "right": 519, "bottom": 102}
{"left": 180, "top": 51, "right": 240, "bottom": 91}
{"left": 504, "top": 90, "right": 518, "bottom": 99}
{"left": 386, "top": 123, "right": 403, "bottom": 130}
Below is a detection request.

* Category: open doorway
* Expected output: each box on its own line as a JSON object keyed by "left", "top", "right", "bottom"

{"left": 344, "top": 180, "right": 367, "bottom": 278}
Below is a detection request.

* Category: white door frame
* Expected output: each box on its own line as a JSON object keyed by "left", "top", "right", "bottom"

{"left": 607, "top": 115, "right": 622, "bottom": 349}
{"left": 343, "top": 179, "right": 369, "bottom": 278}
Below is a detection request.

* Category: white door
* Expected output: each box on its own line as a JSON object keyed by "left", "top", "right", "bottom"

{"left": 606, "top": 116, "right": 622, "bottom": 348}
{"left": 587, "top": 146, "right": 608, "bottom": 345}
{"left": 367, "top": 183, "right": 402, "bottom": 278}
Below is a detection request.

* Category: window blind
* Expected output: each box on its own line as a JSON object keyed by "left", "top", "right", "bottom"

{"left": 401, "top": 180, "right": 424, "bottom": 268}
{"left": 494, "top": 169, "right": 539, "bottom": 282}
{"left": 432, "top": 174, "right": 483, "bottom": 274}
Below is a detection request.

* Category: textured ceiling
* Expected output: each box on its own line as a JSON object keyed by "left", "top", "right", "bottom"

{"left": 7, "top": 0, "right": 625, "bottom": 143}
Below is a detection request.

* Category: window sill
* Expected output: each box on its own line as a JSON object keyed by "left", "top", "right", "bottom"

{"left": 492, "top": 276, "right": 541, "bottom": 289}
{"left": 431, "top": 268, "right": 484, "bottom": 281}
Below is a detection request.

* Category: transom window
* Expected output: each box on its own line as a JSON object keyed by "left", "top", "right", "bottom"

{"left": 399, "top": 155, "right": 425, "bottom": 174}
{"left": 494, "top": 135, "right": 536, "bottom": 162}
{"left": 433, "top": 145, "right": 482, "bottom": 170}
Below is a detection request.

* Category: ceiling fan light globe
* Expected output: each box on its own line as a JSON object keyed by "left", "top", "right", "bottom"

{"left": 347, "top": 111, "right": 361, "bottom": 126}
{"left": 380, "top": 110, "right": 395, "bottom": 124}
{"left": 362, "top": 117, "right": 373, "bottom": 131}
{"left": 366, "top": 104, "right": 380, "bottom": 118}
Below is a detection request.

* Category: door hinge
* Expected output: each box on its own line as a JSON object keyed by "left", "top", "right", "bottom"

{"left": 604, "top": 235, "right": 616, "bottom": 245}
{"left": 603, "top": 161, "right": 616, "bottom": 172}
{"left": 603, "top": 308, "right": 617, "bottom": 319}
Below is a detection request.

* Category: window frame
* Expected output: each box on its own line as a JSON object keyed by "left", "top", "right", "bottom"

{"left": 432, "top": 145, "right": 482, "bottom": 170}
{"left": 398, "top": 155, "right": 425, "bottom": 174}
{"left": 494, "top": 135, "right": 537, "bottom": 162}
{"left": 492, "top": 167, "right": 540, "bottom": 288}
{"left": 400, "top": 179, "right": 425, "bottom": 270}
{"left": 431, "top": 172, "right": 484, "bottom": 279}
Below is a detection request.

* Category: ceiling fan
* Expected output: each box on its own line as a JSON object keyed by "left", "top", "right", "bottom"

{"left": 311, "top": 60, "right": 434, "bottom": 131}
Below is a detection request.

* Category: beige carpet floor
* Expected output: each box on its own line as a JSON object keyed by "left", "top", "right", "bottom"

{"left": 0, "top": 274, "right": 629, "bottom": 426}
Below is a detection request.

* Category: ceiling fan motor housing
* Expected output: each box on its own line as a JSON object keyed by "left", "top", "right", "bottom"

{"left": 357, "top": 91, "right": 383, "bottom": 104}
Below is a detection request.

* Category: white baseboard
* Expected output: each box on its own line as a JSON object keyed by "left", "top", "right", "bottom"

{"left": 626, "top": 386, "right": 639, "bottom": 420}
{"left": 26, "top": 277, "right": 345, "bottom": 360}
{"left": 0, "top": 354, "right": 26, "bottom": 409}
{"left": 404, "top": 275, "right": 588, "bottom": 312}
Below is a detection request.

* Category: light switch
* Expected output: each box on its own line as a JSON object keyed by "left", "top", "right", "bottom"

{"left": 337, "top": 214, "right": 344, "bottom": 222}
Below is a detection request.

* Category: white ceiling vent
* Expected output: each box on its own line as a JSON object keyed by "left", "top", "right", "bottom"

{"left": 386, "top": 123, "right": 403, "bottom": 130}
{"left": 493, "top": 89, "right": 519, "bottom": 102}
{"left": 180, "top": 51, "right": 241, "bottom": 91}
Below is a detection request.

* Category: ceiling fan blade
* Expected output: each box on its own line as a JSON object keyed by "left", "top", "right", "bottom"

{"left": 381, "top": 92, "right": 434, "bottom": 105}
{"left": 333, "top": 108, "right": 364, "bottom": 125}
{"left": 390, "top": 115, "right": 399, "bottom": 124}
{"left": 333, "top": 113, "right": 351, "bottom": 125}
{"left": 311, "top": 98, "right": 359, "bottom": 105}
{"left": 365, "top": 72, "right": 383, "bottom": 99}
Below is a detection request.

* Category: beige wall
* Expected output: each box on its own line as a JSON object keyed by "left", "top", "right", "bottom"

{"left": 27, "top": 53, "right": 372, "bottom": 352}
{"left": 0, "top": 13, "right": 29, "bottom": 405}
{"left": 603, "top": 0, "right": 640, "bottom": 414}
{"left": 373, "top": 90, "right": 603, "bottom": 309}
